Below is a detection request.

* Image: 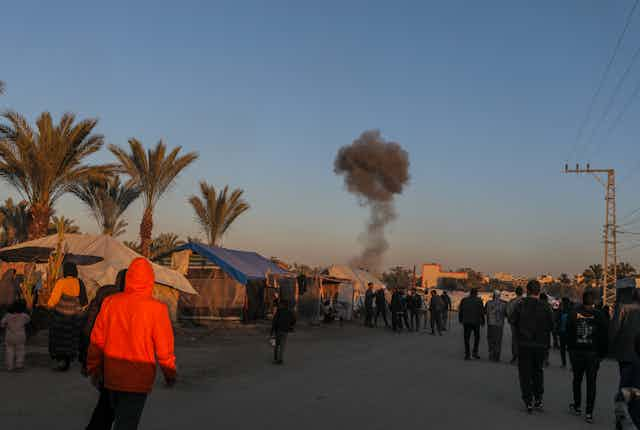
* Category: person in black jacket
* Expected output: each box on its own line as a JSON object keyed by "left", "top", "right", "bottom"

{"left": 459, "top": 289, "right": 485, "bottom": 360}
{"left": 271, "top": 301, "right": 296, "bottom": 365}
{"left": 390, "top": 288, "right": 403, "bottom": 332}
{"left": 441, "top": 291, "right": 452, "bottom": 331}
{"left": 408, "top": 289, "right": 422, "bottom": 332}
{"left": 374, "top": 288, "right": 390, "bottom": 328}
{"left": 567, "top": 290, "right": 608, "bottom": 424}
{"left": 511, "top": 280, "right": 553, "bottom": 414}
{"left": 364, "top": 283, "right": 375, "bottom": 328}
{"left": 429, "top": 290, "right": 445, "bottom": 336}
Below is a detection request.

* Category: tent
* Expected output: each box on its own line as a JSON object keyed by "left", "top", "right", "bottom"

{"left": 327, "top": 265, "right": 386, "bottom": 311}
{"left": 0, "top": 234, "right": 197, "bottom": 320}
{"left": 159, "top": 242, "right": 292, "bottom": 321}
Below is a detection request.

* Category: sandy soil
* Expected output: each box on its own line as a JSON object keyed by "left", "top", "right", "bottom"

{"left": 0, "top": 321, "right": 619, "bottom": 430}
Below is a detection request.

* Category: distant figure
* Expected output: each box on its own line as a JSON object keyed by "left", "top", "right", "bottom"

{"left": 539, "top": 293, "right": 552, "bottom": 367}
{"left": 551, "top": 301, "right": 561, "bottom": 349}
{"left": 87, "top": 258, "right": 176, "bottom": 430}
{"left": 567, "top": 290, "right": 608, "bottom": 424}
{"left": 47, "top": 262, "right": 88, "bottom": 371}
{"left": 391, "top": 288, "right": 404, "bottom": 332}
{"left": 364, "top": 283, "right": 375, "bottom": 328}
{"left": 271, "top": 301, "right": 296, "bottom": 365}
{"left": 408, "top": 289, "right": 422, "bottom": 332}
{"left": 485, "top": 290, "right": 507, "bottom": 362}
{"left": 459, "top": 289, "right": 485, "bottom": 360}
{"left": 0, "top": 269, "right": 20, "bottom": 319}
{"left": 441, "top": 291, "right": 452, "bottom": 330}
{"left": 400, "top": 290, "right": 411, "bottom": 331}
{"left": 507, "top": 286, "right": 524, "bottom": 364}
{"left": 429, "top": 290, "right": 444, "bottom": 336}
{"left": 557, "top": 297, "right": 572, "bottom": 368}
{"left": 511, "top": 280, "right": 553, "bottom": 414}
{"left": 613, "top": 289, "right": 640, "bottom": 428}
{"left": 1, "top": 301, "right": 30, "bottom": 371}
{"left": 374, "top": 288, "right": 389, "bottom": 328}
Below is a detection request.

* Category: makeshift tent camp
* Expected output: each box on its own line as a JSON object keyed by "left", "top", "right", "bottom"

{"left": 0, "top": 234, "right": 196, "bottom": 320}
{"left": 327, "top": 265, "right": 386, "bottom": 312}
{"left": 158, "top": 242, "right": 292, "bottom": 321}
{"left": 297, "top": 274, "right": 354, "bottom": 321}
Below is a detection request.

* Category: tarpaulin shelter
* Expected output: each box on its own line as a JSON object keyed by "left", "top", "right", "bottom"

{"left": 327, "top": 265, "right": 386, "bottom": 312}
{"left": 159, "top": 242, "right": 292, "bottom": 321}
{"left": 0, "top": 234, "right": 196, "bottom": 320}
{"left": 297, "top": 274, "right": 354, "bottom": 321}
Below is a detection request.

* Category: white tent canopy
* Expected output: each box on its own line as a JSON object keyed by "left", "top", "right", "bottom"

{"left": 0, "top": 234, "right": 196, "bottom": 295}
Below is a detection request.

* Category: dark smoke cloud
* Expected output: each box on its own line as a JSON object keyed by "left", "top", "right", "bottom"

{"left": 334, "top": 130, "right": 410, "bottom": 271}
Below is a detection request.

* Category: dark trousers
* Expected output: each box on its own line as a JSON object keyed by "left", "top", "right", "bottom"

{"left": 375, "top": 307, "right": 389, "bottom": 327}
{"left": 409, "top": 311, "right": 420, "bottom": 332}
{"left": 518, "top": 346, "right": 545, "bottom": 404}
{"left": 510, "top": 324, "right": 518, "bottom": 361}
{"left": 463, "top": 324, "right": 480, "bottom": 358}
{"left": 571, "top": 351, "right": 600, "bottom": 414}
{"left": 402, "top": 312, "right": 411, "bottom": 331}
{"left": 274, "top": 332, "right": 288, "bottom": 363}
{"left": 87, "top": 389, "right": 147, "bottom": 430}
{"left": 559, "top": 334, "right": 568, "bottom": 367}
{"left": 431, "top": 312, "right": 442, "bottom": 335}
{"left": 487, "top": 325, "right": 504, "bottom": 361}
{"left": 392, "top": 312, "right": 403, "bottom": 331}
{"left": 619, "top": 361, "right": 640, "bottom": 428}
{"left": 365, "top": 307, "right": 374, "bottom": 327}
{"left": 442, "top": 310, "right": 449, "bottom": 329}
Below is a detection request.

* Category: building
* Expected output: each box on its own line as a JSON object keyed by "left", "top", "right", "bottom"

{"left": 537, "top": 274, "right": 555, "bottom": 285}
{"left": 493, "top": 272, "right": 515, "bottom": 283}
{"left": 421, "top": 263, "right": 468, "bottom": 289}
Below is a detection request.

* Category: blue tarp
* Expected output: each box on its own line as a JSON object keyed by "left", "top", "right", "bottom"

{"left": 174, "top": 242, "right": 290, "bottom": 285}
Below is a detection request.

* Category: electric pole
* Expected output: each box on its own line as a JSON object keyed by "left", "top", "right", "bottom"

{"left": 564, "top": 164, "right": 617, "bottom": 306}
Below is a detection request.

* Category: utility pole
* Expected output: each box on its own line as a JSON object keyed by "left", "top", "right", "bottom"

{"left": 564, "top": 163, "right": 617, "bottom": 306}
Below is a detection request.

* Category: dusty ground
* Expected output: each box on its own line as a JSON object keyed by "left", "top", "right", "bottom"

{"left": 0, "top": 321, "right": 619, "bottom": 430}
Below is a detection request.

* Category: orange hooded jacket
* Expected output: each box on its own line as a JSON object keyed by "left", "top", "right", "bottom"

{"left": 87, "top": 258, "right": 176, "bottom": 393}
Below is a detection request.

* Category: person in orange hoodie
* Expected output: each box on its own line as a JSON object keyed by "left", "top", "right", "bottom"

{"left": 86, "top": 258, "right": 176, "bottom": 430}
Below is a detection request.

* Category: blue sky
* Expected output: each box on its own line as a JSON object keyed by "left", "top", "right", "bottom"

{"left": 2, "top": 0, "right": 640, "bottom": 276}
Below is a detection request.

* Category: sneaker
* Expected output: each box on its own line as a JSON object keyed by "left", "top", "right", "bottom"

{"left": 569, "top": 404, "right": 581, "bottom": 416}
{"left": 464, "top": 356, "right": 471, "bottom": 361}
{"left": 473, "top": 354, "right": 481, "bottom": 360}
{"left": 585, "top": 413, "right": 593, "bottom": 424}
{"left": 534, "top": 400, "right": 543, "bottom": 411}
{"left": 526, "top": 403, "right": 534, "bottom": 414}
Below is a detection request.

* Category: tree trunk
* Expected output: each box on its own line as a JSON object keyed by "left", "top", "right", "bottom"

{"left": 28, "top": 203, "right": 51, "bottom": 239}
{"left": 139, "top": 207, "right": 154, "bottom": 258}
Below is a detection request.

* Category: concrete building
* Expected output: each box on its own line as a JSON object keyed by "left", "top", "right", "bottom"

{"left": 493, "top": 272, "right": 515, "bottom": 283}
{"left": 537, "top": 274, "right": 554, "bottom": 285}
{"left": 421, "top": 263, "right": 468, "bottom": 289}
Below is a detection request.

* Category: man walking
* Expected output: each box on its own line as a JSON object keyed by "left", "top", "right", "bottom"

{"left": 511, "top": 280, "right": 553, "bottom": 414}
{"left": 567, "top": 290, "right": 608, "bottom": 424}
{"left": 364, "top": 283, "right": 375, "bottom": 328}
{"left": 87, "top": 258, "right": 176, "bottom": 430}
{"left": 271, "top": 301, "right": 296, "bottom": 365}
{"left": 408, "top": 289, "right": 422, "bottom": 332}
{"left": 441, "top": 291, "right": 452, "bottom": 330}
{"left": 429, "top": 290, "right": 444, "bottom": 336}
{"left": 391, "top": 288, "right": 403, "bottom": 332}
{"left": 507, "top": 286, "right": 524, "bottom": 364}
{"left": 485, "top": 290, "right": 507, "bottom": 362}
{"left": 613, "top": 289, "right": 640, "bottom": 428}
{"left": 459, "top": 289, "right": 485, "bottom": 360}
{"left": 374, "top": 288, "right": 390, "bottom": 328}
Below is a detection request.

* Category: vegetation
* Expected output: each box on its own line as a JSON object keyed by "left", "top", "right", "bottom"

{"left": 0, "top": 112, "right": 112, "bottom": 238}
{"left": 0, "top": 198, "right": 29, "bottom": 246}
{"left": 126, "top": 232, "right": 184, "bottom": 260}
{"left": 110, "top": 139, "right": 197, "bottom": 257}
{"left": 0, "top": 81, "right": 4, "bottom": 95}
{"left": 71, "top": 177, "right": 140, "bottom": 237}
{"left": 188, "top": 181, "right": 250, "bottom": 247}
{"left": 48, "top": 216, "right": 80, "bottom": 235}
{"left": 382, "top": 266, "right": 414, "bottom": 289}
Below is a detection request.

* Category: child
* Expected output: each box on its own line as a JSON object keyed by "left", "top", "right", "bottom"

{"left": 1, "top": 301, "right": 30, "bottom": 371}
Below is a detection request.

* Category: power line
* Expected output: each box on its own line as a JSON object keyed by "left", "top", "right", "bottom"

{"left": 568, "top": 0, "right": 639, "bottom": 161}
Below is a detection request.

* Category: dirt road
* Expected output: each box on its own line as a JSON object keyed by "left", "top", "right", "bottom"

{"left": 0, "top": 322, "right": 618, "bottom": 429}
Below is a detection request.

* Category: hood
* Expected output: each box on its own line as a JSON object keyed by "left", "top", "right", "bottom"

{"left": 124, "top": 258, "right": 155, "bottom": 296}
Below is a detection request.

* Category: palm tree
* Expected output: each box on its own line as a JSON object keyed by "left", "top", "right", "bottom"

{"left": 583, "top": 264, "right": 604, "bottom": 287}
{"left": 0, "top": 198, "right": 29, "bottom": 246}
{"left": 617, "top": 262, "right": 637, "bottom": 280}
{"left": 109, "top": 139, "right": 198, "bottom": 257}
{"left": 125, "top": 233, "right": 184, "bottom": 260}
{"left": 0, "top": 81, "right": 5, "bottom": 95}
{"left": 0, "top": 111, "right": 113, "bottom": 238}
{"left": 48, "top": 216, "right": 80, "bottom": 235}
{"left": 70, "top": 176, "right": 140, "bottom": 237}
{"left": 188, "top": 182, "right": 250, "bottom": 247}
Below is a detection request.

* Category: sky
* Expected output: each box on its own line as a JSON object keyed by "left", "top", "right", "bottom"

{"left": 2, "top": 0, "right": 640, "bottom": 277}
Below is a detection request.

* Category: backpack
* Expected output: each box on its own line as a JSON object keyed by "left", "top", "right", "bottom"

{"left": 559, "top": 312, "right": 569, "bottom": 334}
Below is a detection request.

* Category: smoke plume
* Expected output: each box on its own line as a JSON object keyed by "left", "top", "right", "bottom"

{"left": 334, "top": 130, "right": 410, "bottom": 271}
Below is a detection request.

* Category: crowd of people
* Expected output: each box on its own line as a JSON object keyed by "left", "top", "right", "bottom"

{"left": 4, "top": 262, "right": 640, "bottom": 429}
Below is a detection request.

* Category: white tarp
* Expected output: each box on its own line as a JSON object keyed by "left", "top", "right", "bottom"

{"left": 0, "top": 234, "right": 196, "bottom": 295}
{"left": 327, "top": 265, "right": 386, "bottom": 310}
